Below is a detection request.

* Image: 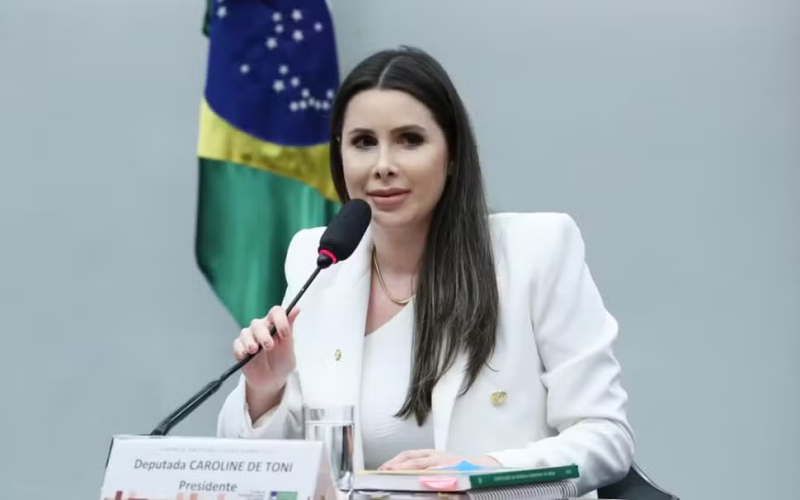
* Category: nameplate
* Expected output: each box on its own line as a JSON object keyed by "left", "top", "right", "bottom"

{"left": 100, "top": 435, "right": 336, "bottom": 500}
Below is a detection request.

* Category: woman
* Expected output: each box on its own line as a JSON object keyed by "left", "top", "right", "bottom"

{"left": 217, "top": 46, "right": 634, "bottom": 496}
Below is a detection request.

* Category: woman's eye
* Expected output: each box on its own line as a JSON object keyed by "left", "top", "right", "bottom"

{"left": 351, "top": 135, "right": 377, "bottom": 149}
{"left": 400, "top": 132, "right": 424, "bottom": 147}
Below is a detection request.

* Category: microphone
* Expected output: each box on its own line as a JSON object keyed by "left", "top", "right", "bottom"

{"left": 149, "top": 199, "right": 372, "bottom": 436}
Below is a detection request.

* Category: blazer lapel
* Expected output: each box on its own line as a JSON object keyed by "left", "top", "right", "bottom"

{"left": 432, "top": 353, "right": 467, "bottom": 451}
{"left": 313, "top": 225, "right": 374, "bottom": 470}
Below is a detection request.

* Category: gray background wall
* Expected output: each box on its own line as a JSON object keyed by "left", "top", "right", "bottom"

{"left": 0, "top": 1, "right": 797, "bottom": 499}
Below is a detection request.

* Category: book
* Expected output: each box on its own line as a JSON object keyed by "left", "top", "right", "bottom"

{"left": 353, "top": 481, "right": 579, "bottom": 500}
{"left": 354, "top": 462, "right": 579, "bottom": 495}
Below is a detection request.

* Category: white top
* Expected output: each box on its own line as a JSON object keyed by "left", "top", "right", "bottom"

{"left": 359, "top": 301, "right": 434, "bottom": 470}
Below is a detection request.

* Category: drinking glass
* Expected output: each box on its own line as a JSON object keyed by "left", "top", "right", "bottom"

{"left": 303, "top": 405, "right": 355, "bottom": 495}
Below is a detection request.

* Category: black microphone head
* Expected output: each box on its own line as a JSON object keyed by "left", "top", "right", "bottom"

{"left": 317, "top": 198, "right": 372, "bottom": 268}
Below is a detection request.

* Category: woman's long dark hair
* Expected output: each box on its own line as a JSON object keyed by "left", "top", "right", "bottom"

{"left": 328, "top": 46, "right": 499, "bottom": 425}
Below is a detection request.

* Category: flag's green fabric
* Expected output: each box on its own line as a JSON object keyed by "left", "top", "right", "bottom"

{"left": 196, "top": 158, "right": 338, "bottom": 326}
{"left": 196, "top": 0, "right": 341, "bottom": 327}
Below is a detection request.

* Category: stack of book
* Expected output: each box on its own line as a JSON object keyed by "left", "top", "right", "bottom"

{"left": 353, "top": 462, "right": 580, "bottom": 500}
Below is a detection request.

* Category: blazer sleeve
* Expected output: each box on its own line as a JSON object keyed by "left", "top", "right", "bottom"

{"left": 215, "top": 231, "right": 309, "bottom": 440}
{"left": 487, "top": 214, "right": 635, "bottom": 496}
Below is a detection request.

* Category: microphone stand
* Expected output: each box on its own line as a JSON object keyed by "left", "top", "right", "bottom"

{"left": 149, "top": 260, "right": 328, "bottom": 436}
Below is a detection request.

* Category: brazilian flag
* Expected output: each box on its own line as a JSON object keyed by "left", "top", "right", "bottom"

{"left": 196, "top": 0, "right": 340, "bottom": 327}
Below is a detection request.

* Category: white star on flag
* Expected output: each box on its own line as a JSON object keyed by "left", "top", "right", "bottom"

{"left": 273, "top": 80, "right": 285, "bottom": 92}
{"left": 314, "top": 22, "right": 323, "bottom": 32}
{"left": 217, "top": 6, "right": 227, "bottom": 18}
{"left": 275, "top": 24, "right": 284, "bottom": 34}
{"left": 326, "top": 89, "right": 335, "bottom": 99}
{"left": 272, "top": 12, "right": 282, "bottom": 22}
{"left": 291, "top": 77, "right": 300, "bottom": 87}
{"left": 266, "top": 37, "right": 277, "bottom": 49}
{"left": 240, "top": 64, "right": 249, "bottom": 74}
{"left": 291, "top": 9, "right": 303, "bottom": 21}
{"left": 279, "top": 65, "right": 289, "bottom": 75}
{"left": 293, "top": 30, "right": 304, "bottom": 42}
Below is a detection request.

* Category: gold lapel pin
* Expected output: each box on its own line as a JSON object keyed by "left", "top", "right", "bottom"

{"left": 334, "top": 349, "right": 342, "bottom": 361}
{"left": 491, "top": 390, "right": 508, "bottom": 407}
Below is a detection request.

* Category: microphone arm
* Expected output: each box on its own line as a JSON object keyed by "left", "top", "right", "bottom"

{"left": 149, "top": 259, "right": 329, "bottom": 436}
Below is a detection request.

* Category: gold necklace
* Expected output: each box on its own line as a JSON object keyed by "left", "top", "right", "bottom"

{"left": 372, "top": 249, "right": 414, "bottom": 305}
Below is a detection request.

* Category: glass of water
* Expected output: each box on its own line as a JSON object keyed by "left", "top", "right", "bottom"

{"left": 303, "top": 405, "right": 355, "bottom": 494}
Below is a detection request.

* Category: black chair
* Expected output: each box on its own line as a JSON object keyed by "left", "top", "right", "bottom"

{"left": 597, "top": 462, "right": 679, "bottom": 500}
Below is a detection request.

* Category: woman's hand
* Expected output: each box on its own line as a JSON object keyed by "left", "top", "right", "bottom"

{"left": 234, "top": 305, "right": 301, "bottom": 392}
{"left": 378, "top": 450, "right": 501, "bottom": 471}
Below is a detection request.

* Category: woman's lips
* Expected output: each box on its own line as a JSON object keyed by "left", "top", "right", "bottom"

{"left": 368, "top": 190, "right": 410, "bottom": 209}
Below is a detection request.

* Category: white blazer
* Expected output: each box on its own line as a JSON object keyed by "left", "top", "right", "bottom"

{"left": 217, "top": 212, "right": 635, "bottom": 497}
